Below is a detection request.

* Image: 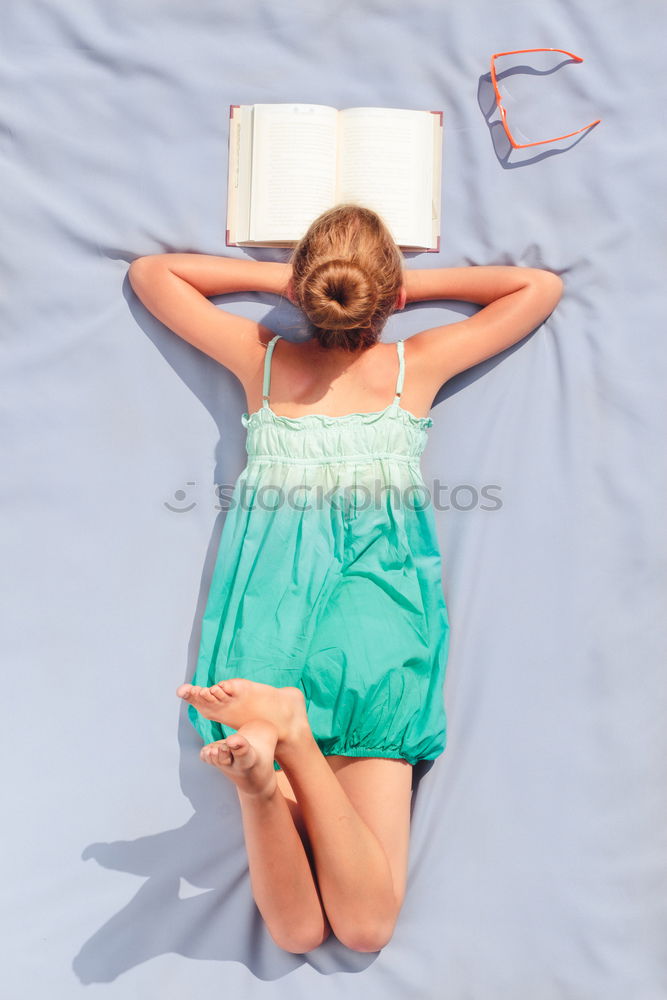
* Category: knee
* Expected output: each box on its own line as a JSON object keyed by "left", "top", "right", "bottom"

{"left": 273, "top": 921, "right": 332, "bottom": 954}
{"left": 335, "top": 919, "right": 396, "bottom": 953}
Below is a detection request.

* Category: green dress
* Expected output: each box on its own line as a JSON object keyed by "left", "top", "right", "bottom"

{"left": 188, "top": 334, "right": 450, "bottom": 771}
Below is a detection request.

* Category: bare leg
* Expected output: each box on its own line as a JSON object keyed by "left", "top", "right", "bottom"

{"left": 180, "top": 679, "right": 405, "bottom": 952}
{"left": 198, "top": 718, "right": 330, "bottom": 954}
{"left": 276, "top": 731, "right": 401, "bottom": 952}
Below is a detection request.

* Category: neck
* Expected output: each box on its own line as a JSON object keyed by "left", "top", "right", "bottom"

{"left": 304, "top": 336, "right": 374, "bottom": 363}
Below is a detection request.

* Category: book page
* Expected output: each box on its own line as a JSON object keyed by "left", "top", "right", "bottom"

{"left": 249, "top": 104, "right": 338, "bottom": 242}
{"left": 338, "top": 108, "right": 434, "bottom": 247}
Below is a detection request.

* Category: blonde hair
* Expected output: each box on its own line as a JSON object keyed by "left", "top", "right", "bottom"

{"left": 288, "top": 203, "right": 404, "bottom": 352}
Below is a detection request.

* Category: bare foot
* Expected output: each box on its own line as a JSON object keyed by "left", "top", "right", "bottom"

{"left": 177, "top": 677, "right": 310, "bottom": 752}
{"left": 199, "top": 719, "right": 279, "bottom": 799}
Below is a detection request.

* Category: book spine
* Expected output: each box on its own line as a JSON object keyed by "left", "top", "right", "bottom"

{"left": 226, "top": 105, "right": 243, "bottom": 245}
{"left": 430, "top": 110, "right": 443, "bottom": 252}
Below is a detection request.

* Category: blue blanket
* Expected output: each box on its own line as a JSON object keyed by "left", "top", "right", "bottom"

{"left": 2, "top": 1, "right": 665, "bottom": 997}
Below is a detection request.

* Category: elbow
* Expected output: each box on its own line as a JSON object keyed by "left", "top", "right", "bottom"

{"left": 129, "top": 255, "right": 157, "bottom": 272}
{"left": 530, "top": 268, "right": 565, "bottom": 314}
{"left": 546, "top": 271, "right": 565, "bottom": 310}
{"left": 128, "top": 256, "right": 159, "bottom": 291}
{"left": 537, "top": 268, "right": 564, "bottom": 293}
{"left": 547, "top": 270, "right": 564, "bottom": 292}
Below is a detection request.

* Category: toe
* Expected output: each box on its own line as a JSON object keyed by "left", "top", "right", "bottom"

{"left": 200, "top": 740, "right": 233, "bottom": 769}
{"left": 220, "top": 678, "right": 248, "bottom": 697}
{"left": 226, "top": 735, "right": 248, "bottom": 754}
{"left": 209, "top": 684, "right": 228, "bottom": 701}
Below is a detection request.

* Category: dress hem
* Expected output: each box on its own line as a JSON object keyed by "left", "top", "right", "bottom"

{"left": 274, "top": 745, "right": 445, "bottom": 770}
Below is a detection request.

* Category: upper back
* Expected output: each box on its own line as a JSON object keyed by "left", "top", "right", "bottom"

{"left": 244, "top": 334, "right": 436, "bottom": 421}
{"left": 241, "top": 333, "right": 433, "bottom": 466}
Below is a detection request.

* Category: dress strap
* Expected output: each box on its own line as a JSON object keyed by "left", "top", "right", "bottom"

{"left": 262, "top": 334, "right": 282, "bottom": 408}
{"left": 393, "top": 339, "right": 405, "bottom": 404}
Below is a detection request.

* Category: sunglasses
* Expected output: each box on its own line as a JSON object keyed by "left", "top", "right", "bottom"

{"left": 490, "top": 47, "right": 601, "bottom": 149}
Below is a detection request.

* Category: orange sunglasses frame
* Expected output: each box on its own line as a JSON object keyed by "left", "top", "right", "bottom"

{"left": 490, "top": 47, "right": 601, "bottom": 149}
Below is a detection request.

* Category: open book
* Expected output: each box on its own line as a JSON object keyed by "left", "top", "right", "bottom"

{"left": 226, "top": 104, "right": 443, "bottom": 252}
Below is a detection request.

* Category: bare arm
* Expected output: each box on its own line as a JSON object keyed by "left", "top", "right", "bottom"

{"left": 127, "top": 254, "right": 291, "bottom": 381}
{"left": 130, "top": 253, "right": 291, "bottom": 297}
{"left": 404, "top": 265, "right": 564, "bottom": 386}
{"left": 127, "top": 253, "right": 562, "bottom": 393}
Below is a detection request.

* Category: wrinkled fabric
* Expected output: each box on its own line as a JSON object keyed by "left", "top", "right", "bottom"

{"left": 188, "top": 339, "right": 450, "bottom": 771}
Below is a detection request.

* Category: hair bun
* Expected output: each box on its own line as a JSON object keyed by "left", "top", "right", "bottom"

{"left": 301, "top": 258, "right": 378, "bottom": 332}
